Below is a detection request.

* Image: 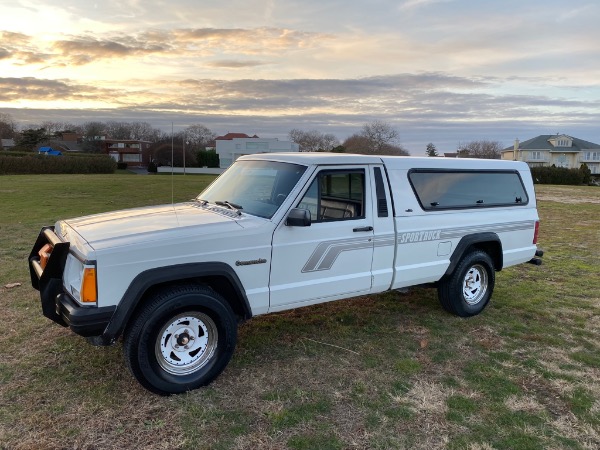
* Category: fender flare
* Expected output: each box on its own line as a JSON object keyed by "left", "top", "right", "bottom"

{"left": 444, "top": 232, "right": 503, "bottom": 277}
{"left": 98, "top": 262, "right": 251, "bottom": 345}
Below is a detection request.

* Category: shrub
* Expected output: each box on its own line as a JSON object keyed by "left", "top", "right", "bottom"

{"left": 0, "top": 154, "right": 117, "bottom": 175}
{"left": 117, "top": 162, "right": 128, "bottom": 170}
{"left": 580, "top": 164, "right": 592, "bottom": 185}
{"left": 147, "top": 161, "right": 158, "bottom": 173}
{"left": 195, "top": 150, "right": 220, "bottom": 168}
{"left": 530, "top": 165, "right": 587, "bottom": 185}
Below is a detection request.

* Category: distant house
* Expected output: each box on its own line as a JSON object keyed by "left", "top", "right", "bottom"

{"left": 49, "top": 132, "right": 84, "bottom": 152}
{"left": 502, "top": 134, "right": 600, "bottom": 174}
{"left": 215, "top": 133, "right": 300, "bottom": 168}
{"left": 1, "top": 138, "right": 15, "bottom": 150}
{"left": 101, "top": 139, "right": 152, "bottom": 167}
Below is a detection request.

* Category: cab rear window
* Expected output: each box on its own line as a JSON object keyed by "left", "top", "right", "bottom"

{"left": 408, "top": 169, "right": 528, "bottom": 210}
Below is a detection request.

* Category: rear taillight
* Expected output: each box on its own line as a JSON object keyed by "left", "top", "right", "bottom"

{"left": 533, "top": 221, "right": 540, "bottom": 244}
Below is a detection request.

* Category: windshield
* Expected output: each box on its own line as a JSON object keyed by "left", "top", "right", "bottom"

{"left": 198, "top": 160, "right": 307, "bottom": 219}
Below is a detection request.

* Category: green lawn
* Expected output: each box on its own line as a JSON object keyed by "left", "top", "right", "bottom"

{"left": 0, "top": 175, "right": 599, "bottom": 449}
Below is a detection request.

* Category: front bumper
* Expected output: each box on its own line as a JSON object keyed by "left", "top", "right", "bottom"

{"left": 56, "top": 293, "right": 116, "bottom": 337}
{"left": 29, "top": 226, "right": 115, "bottom": 338}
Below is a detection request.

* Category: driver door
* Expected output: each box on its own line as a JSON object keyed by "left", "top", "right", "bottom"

{"left": 269, "top": 167, "right": 374, "bottom": 311}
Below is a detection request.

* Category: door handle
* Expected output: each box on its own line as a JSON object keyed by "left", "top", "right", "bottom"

{"left": 353, "top": 226, "right": 373, "bottom": 232}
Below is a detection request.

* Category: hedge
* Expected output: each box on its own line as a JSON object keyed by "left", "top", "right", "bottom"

{"left": 195, "top": 150, "right": 220, "bottom": 168}
{"left": 0, "top": 154, "right": 117, "bottom": 174}
{"left": 529, "top": 165, "right": 592, "bottom": 185}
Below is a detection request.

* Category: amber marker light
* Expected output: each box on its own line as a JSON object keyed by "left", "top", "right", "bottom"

{"left": 81, "top": 267, "right": 98, "bottom": 303}
{"left": 38, "top": 243, "right": 53, "bottom": 270}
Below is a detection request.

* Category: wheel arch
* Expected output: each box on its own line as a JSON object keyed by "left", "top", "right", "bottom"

{"left": 444, "top": 233, "right": 503, "bottom": 278}
{"left": 99, "top": 262, "right": 252, "bottom": 345}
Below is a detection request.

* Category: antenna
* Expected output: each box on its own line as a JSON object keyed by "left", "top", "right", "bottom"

{"left": 171, "top": 122, "right": 174, "bottom": 205}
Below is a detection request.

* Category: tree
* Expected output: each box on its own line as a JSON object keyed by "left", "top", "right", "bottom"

{"left": 580, "top": 163, "right": 592, "bottom": 185}
{"left": 342, "top": 134, "right": 372, "bottom": 154}
{"left": 342, "top": 133, "right": 409, "bottom": 156}
{"left": 185, "top": 124, "right": 216, "bottom": 151}
{"left": 130, "top": 122, "right": 162, "bottom": 142}
{"left": 457, "top": 140, "right": 502, "bottom": 159}
{"left": 40, "top": 121, "right": 81, "bottom": 139}
{"left": 81, "top": 121, "right": 106, "bottom": 153}
{"left": 426, "top": 143, "right": 439, "bottom": 157}
{"left": 0, "top": 112, "right": 17, "bottom": 139}
{"left": 360, "top": 120, "right": 400, "bottom": 154}
{"left": 104, "top": 121, "right": 162, "bottom": 141}
{"left": 289, "top": 129, "right": 339, "bottom": 152}
{"left": 14, "top": 128, "right": 47, "bottom": 151}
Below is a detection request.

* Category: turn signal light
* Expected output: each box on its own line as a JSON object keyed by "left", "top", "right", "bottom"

{"left": 81, "top": 267, "right": 97, "bottom": 303}
{"left": 38, "top": 243, "right": 53, "bottom": 270}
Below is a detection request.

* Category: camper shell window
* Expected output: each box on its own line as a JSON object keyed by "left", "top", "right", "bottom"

{"left": 408, "top": 169, "right": 529, "bottom": 210}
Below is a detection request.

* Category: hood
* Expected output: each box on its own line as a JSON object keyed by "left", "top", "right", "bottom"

{"left": 57, "top": 202, "right": 245, "bottom": 251}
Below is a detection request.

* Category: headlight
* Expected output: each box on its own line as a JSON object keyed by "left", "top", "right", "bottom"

{"left": 63, "top": 253, "right": 98, "bottom": 305}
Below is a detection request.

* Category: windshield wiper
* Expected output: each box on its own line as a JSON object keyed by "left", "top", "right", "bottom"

{"left": 196, "top": 198, "right": 209, "bottom": 205}
{"left": 215, "top": 200, "right": 243, "bottom": 215}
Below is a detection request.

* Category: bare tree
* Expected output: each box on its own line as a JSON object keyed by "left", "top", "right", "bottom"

{"left": 185, "top": 124, "right": 216, "bottom": 150}
{"left": 131, "top": 122, "right": 163, "bottom": 142}
{"left": 342, "top": 134, "right": 371, "bottom": 154}
{"left": 103, "top": 121, "right": 162, "bottom": 141}
{"left": 360, "top": 120, "right": 400, "bottom": 153}
{"left": 457, "top": 140, "right": 502, "bottom": 159}
{"left": 81, "top": 121, "right": 106, "bottom": 152}
{"left": 343, "top": 132, "right": 409, "bottom": 156}
{"left": 289, "top": 129, "right": 339, "bottom": 152}
{"left": 0, "top": 112, "right": 17, "bottom": 139}
{"left": 40, "top": 121, "right": 81, "bottom": 138}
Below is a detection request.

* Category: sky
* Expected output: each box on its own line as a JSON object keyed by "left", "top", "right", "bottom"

{"left": 1, "top": 0, "right": 600, "bottom": 154}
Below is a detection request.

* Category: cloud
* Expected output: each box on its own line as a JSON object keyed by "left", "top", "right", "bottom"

{"left": 204, "top": 60, "right": 270, "bottom": 69}
{"left": 399, "top": 0, "right": 454, "bottom": 11}
{"left": 3, "top": 73, "right": 598, "bottom": 128}
{"left": 51, "top": 37, "right": 171, "bottom": 65}
{"left": 0, "top": 48, "right": 10, "bottom": 60}
{"left": 1, "top": 27, "right": 330, "bottom": 68}
{"left": 0, "top": 31, "right": 31, "bottom": 46}
{"left": 0, "top": 77, "right": 126, "bottom": 102}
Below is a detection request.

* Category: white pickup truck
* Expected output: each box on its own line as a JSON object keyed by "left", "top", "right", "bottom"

{"left": 29, "top": 153, "right": 542, "bottom": 395}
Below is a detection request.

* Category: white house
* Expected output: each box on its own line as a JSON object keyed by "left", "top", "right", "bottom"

{"left": 215, "top": 133, "right": 299, "bottom": 168}
{"left": 1, "top": 138, "right": 15, "bottom": 150}
{"left": 501, "top": 134, "right": 600, "bottom": 174}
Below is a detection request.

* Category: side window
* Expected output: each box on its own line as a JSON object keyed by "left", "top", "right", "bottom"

{"left": 297, "top": 170, "right": 365, "bottom": 222}
{"left": 408, "top": 170, "right": 529, "bottom": 210}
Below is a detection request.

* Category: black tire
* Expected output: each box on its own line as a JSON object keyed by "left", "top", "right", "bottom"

{"left": 437, "top": 250, "right": 495, "bottom": 317}
{"left": 124, "top": 284, "right": 237, "bottom": 395}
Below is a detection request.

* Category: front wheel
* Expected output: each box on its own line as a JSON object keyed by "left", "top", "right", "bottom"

{"left": 438, "top": 250, "right": 495, "bottom": 317}
{"left": 124, "top": 284, "right": 237, "bottom": 395}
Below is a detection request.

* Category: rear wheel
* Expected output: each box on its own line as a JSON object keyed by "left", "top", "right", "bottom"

{"left": 124, "top": 284, "right": 237, "bottom": 395}
{"left": 438, "top": 250, "right": 495, "bottom": 317}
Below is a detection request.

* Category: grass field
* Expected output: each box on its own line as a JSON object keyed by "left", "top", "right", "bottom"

{"left": 0, "top": 174, "right": 599, "bottom": 449}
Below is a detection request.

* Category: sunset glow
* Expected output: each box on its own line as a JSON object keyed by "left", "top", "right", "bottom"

{"left": 1, "top": 0, "right": 599, "bottom": 152}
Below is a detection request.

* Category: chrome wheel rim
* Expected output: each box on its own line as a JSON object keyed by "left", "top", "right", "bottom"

{"left": 462, "top": 264, "right": 488, "bottom": 305}
{"left": 155, "top": 312, "right": 218, "bottom": 375}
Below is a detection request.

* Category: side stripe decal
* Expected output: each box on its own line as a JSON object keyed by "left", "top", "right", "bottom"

{"left": 300, "top": 220, "right": 534, "bottom": 273}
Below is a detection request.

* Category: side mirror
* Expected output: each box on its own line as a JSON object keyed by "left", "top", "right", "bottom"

{"left": 286, "top": 208, "right": 311, "bottom": 227}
